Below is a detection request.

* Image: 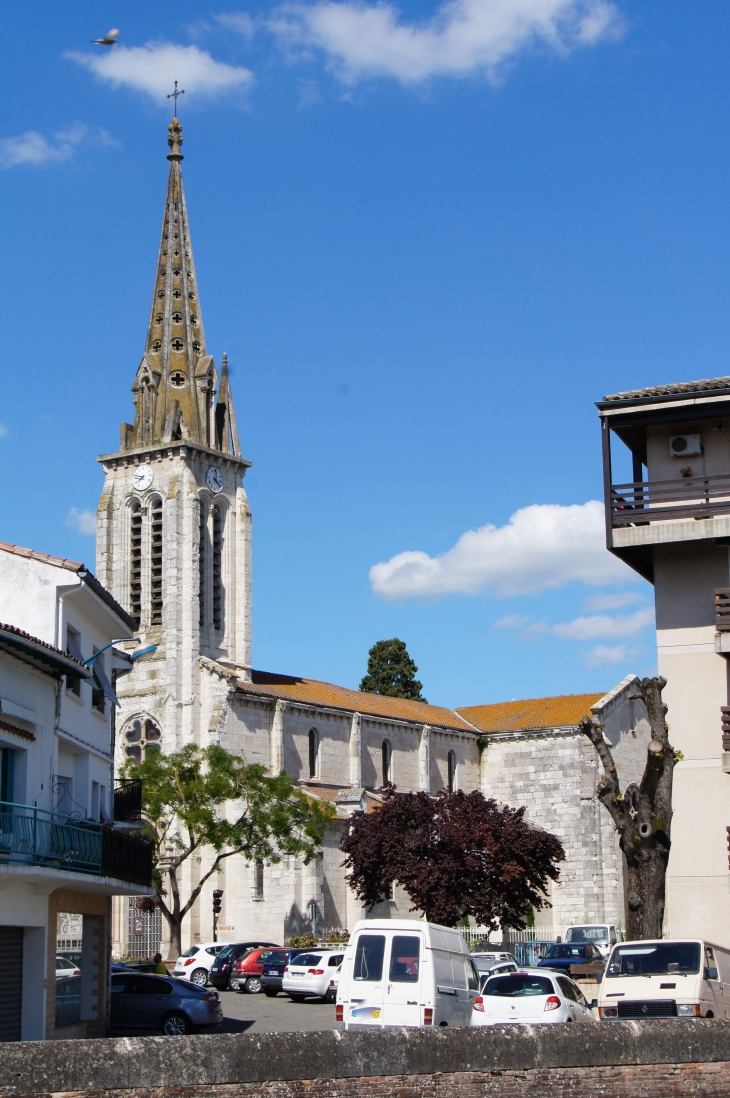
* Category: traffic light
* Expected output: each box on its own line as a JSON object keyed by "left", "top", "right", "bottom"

{"left": 212, "top": 889, "right": 223, "bottom": 914}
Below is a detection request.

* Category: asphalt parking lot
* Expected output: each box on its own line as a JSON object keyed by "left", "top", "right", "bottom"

{"left": 217, "top": 988, "right": 335, "bottom": 1033}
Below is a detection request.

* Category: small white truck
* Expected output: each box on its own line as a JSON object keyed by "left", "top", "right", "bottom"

{"left": 598, "top": 938, "right": 730, "bottom": 1020}
{"left": 335, "top": 918, "right": 480, "bottom": 1029}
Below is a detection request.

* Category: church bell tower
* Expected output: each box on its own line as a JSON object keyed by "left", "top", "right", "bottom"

{"left": 96, "top": 117, "right": 252, "bottom": 756}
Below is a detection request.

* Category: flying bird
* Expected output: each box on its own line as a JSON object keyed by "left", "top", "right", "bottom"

{"left": 91, "top": 28, "right": 119, "bottom": 46}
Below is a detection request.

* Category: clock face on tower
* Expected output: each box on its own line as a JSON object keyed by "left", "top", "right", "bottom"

{"left": 207, "top": 466, "right": 223, "bottom": 494}
{"left": 132, "top": 464, "right": 153, "bottom": 492}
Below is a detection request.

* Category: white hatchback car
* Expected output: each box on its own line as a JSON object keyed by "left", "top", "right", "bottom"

{"left": 282, "top": 949, "right": 345, "bottom": 1002}
{"left": 471, "top": 968, "right": 596, "bottom": 1026}
{"left": 173, "top": 943, "right": 228, "bottom": 987}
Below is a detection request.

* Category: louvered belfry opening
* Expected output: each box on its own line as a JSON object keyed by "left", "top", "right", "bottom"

{"left": 130, "top": 505, "right": 142, "bottom": 626}
{"left": 199, "top": 501, "right": 207, "bottom": 627}
{"left": 150, "top": 498, "right": 163, "bottom": 625}
{"left": 212, "top": 505, "right": 224, "bottom": 632}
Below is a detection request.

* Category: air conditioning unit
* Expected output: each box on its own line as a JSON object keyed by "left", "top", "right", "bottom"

{"left": 669, "top": 434, "right": 702, "bottom": 457}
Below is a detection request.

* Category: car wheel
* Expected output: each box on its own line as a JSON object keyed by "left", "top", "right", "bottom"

{"left": 706, "top": 1011, "right": 715, "bottom": 1018}
{"left": 264, "top": 989, "right": 278, "bottom": 998}
{"left": 288, "top": 993, "right": 306, "bottom": 1002}
{"left": 324, "top": 988, "right": 336, "bottom": 1004}
{"left": 190, "top": 969, "right": 208, "bottom": 987}
{"left": 161, "top": 1012, "right": 193, "bottom": 1036}
{"left": 245, "top": 977, "right": 262, "bottom": 994}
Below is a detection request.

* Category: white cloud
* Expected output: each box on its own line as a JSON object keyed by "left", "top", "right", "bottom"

{"left": 65, "top": 42, "right": 254, "bottom": 104}
{"left": 66, "top": 508, "right": 96, "bottom": 536}
{"left": 369, "top": 500, "right": 632, "bottom": 600}
{"left": 551, "top": 607, "right": 654, "bottom": 641}
{"left": 0, "top": 124, "right": 116, "bottom": 169}
{"left": 584, "top": 643, "right": 635, "bottom": 668}
{"left": 583, "top": 591, "right": 645, "bottom": 612}
{"left": 0, "top": 425, "right": 8, "bottom": 439}
{"left": 215, "top": 12, "right": 259, "bottom": 40}
{"left": 267, "top": 0, "right": 623, "bottom": 85}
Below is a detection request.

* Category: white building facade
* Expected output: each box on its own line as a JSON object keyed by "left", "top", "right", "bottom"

{"left": 0, "top": 543, "right": 153, "bottom": 1041}
{"left": 599, "top": 375, "right": 730, "bottom": 942}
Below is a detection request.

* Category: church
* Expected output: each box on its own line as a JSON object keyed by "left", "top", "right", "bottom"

{"left": 97, "top": 118, "right": 650, "bottom": 958}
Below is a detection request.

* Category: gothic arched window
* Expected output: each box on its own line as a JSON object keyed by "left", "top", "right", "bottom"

{"left": 150, "top": 497, "right": 163, "bottom": 625}
{"left": 382, "top": 740, "right": 392, "bottom": 786}
{"left": 447, "top": 750, "right": 457, "bottom": 794}
{"left": 130, "top": 501, "right": 142, "bottom": 626}
{"left": 124, "top": 717, "right": 162, "bottom": 763}
{"left": 212, "top": 505, "right": 224, "bottom": 632}
{"left": 199, "top": 499, "right": 208, "bottom": 628}
{"left": 308, "top": 728, "right": 319, "bottom": 779}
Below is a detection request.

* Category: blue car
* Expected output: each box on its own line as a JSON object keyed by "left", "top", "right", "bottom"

{"left": 537, "top": 942, "right": 603, "bottom": 973}
{"left": 110, "top": 972, "right": 223, "bottom": 1035}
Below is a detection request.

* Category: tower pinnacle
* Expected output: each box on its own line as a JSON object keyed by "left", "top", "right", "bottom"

{"left": 118, "top": 118, "right": 242, "bottom": 458}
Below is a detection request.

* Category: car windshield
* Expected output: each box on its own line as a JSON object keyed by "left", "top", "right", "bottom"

{"left": 545, "top": 944, "right": 587, "bottom": 958}
{"left": 57, "top": 957, "right": 75, "bottom": 969}
{"left": 260, "top": 950, "right": 289, "bottom": 964}
{"left": 606, "top": 942, "right": 701, "bottom": 978}
{"left": 566, "top": 927, "right": 607, "bottom": 943}
{"left": 216, "top": 946, "right": 236, "bottom": 960}
{"left": 484, "top": 975, "right": 554, "bottom": 997}
{"left": 292, "top": 954, "right": 321, "bottom": 967}
{"left": 181, "top": 946, "right": 199, "bottom": 958}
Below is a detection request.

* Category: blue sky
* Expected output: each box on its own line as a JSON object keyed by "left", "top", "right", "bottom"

{"left": 0, "top": 1, "right": 726, "bottom": 706}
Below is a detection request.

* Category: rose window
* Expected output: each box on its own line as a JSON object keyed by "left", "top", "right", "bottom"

{"left": 124, "top": 717, "right": 162, "bottom": 763}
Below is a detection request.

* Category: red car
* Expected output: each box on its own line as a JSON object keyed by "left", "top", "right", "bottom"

{"left": 230, "top": 947, "right": 281, "bottom": 994}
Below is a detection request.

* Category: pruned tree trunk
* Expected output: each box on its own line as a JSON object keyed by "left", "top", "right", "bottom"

{"left": 581, "top": 676, "right": 674, "bottom": 941}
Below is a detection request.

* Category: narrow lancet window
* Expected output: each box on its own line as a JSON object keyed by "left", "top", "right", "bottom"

{"left": 382, "top": 740, "right": 392, "bottom": 786}
{"left": 199, "top": 501, "right": 207, "bottom": 628}
{"left": 309, "top": 729, "right": 319, "bottom": 779}
{"left": 150, "top": 497, "right": 163, "bottom": 625}
{"left": 447, "top": 750, "right": 456, "bottom": 794}
{"left": 212, "top": 505, "right": 224, "bottom": 632}
{"left": 130, "top": 503, "right": 142, "bottom": 626}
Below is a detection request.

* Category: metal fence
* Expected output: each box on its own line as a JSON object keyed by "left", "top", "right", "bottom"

{"left": 127, "top": 897, "right": 162, "bottom": 959}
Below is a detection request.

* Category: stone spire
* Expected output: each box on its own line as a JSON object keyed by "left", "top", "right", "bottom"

{"left": 120, "top": 117, "right": 240, "bottom": 454}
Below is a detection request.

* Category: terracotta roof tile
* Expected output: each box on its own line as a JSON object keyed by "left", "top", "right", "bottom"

{"left": 0, "top": 541, "right": 84, "bottom": 571}
{"left": 0, "top": 622, "right": 89, "bottom": 674}
{"left": 240, "top": 671, "right": 477, "bottom": 732}
{"left": 455, "top": 692, "right": 604, "bottom": 734}
{"left": 602, "top": 376, "right": 730, "bottom": 403}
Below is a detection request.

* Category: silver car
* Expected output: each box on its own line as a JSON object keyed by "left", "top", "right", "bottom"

{"left": 110, "top": 972, "right": 223, "bottom": 1036}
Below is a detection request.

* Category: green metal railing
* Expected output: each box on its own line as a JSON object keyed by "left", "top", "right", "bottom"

{"left": 0, "top": 801, "right": 152, "bottom": 885}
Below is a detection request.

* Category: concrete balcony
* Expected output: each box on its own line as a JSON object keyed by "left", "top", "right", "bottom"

{"left": 610, "top": 475, "right": 730, "bottom": 551}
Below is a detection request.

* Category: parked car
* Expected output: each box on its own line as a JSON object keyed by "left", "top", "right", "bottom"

{"left": 283, "top": 948, "right": 346, "bottom": 1002}
{"left": 537, "top": 942, "right": 603, "bottom": 973}
{"left": 230, "top": 947, "right": 286, "bottom": 994}
{"left": 259, "top": 948, "right": 309, "bottom": 997}
{"left": 110, "top": 972, "right": 223, "bottom": 1035}
{"left": 172, "top": 943, "right": 229, "bottom": 987}
{"left": 564, "top": 924, "right": 618, "bottom": 960}
{"left": 336, "top": 918, "right": 479, "bottom": 1028}
{"left": 55, "top": 975, "right": 82, "bottom": 1027}
{"left": 472, "top": 952, "right": 518, "bottom": 974}
{"left": 478, "top": 961, "right": 518, "bottom": 989}
{"left": 55, "top": 955, "right": 81, "bottom": 980}
{"left": 598, "top": 938, "right": 730, "bottom": 1020}
{"left": 471, "top": 969, "right": 596, "bottom": 1026}
{"left": 208, "top": 941, "right": 280, "bottom": 990}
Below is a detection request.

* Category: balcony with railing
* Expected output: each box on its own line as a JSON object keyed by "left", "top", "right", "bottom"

{"left": 610, "top": 474, "right": 730, "bottom": 528}
{"left": 0, "top": 801, "right": 152, "bottom": 887}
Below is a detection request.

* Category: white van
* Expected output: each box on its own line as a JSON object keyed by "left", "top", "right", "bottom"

{"left": 598, "top": 938, "right": 730, "bottom": 1019}
{"left": 564, "top": 924, "right": 618, "bottom": 960}
{"left": 335, "top": 919, "right": 480, "bottom": 1029}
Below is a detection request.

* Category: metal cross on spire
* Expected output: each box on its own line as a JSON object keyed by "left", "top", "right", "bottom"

{"left": 167, "top": 81, "right": 185, "bottom": 113}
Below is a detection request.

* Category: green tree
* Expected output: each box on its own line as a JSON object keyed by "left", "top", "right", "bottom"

{"left": 122, "top": 744, "right": 334, "bottom": 957}
{"left": 359, "top": 638, "right": 427, "bottom": 702}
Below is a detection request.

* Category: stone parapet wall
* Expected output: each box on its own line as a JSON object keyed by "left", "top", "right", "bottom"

{"left": 2, "top": 1022, "right": 730, "bottom": 1098}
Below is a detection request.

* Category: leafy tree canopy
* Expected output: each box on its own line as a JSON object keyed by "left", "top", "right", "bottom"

{"left": 340, "top": 788, "right": 564, "bottom": 929}
{"left": 123, "top": 743, "right": 334, "bottom": 956}
{"left": 359, "top": 638, "right": 426, "bottom": 702}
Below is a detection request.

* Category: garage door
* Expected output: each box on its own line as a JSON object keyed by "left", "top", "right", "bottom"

{"left": 0, "top": 926, "right": 23, "bottom": 1041}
